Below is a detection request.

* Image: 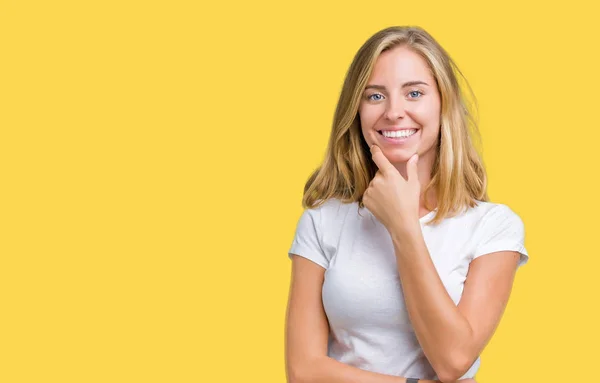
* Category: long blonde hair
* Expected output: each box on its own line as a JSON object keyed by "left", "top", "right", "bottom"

{"left": 302, "top": 26, "right": 489, "bottom": 225}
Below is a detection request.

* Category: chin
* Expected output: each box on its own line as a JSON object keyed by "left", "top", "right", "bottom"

{"left": 381, "top": 148, "right": 417, "bottom": 163}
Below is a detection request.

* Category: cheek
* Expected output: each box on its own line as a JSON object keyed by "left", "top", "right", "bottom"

{"left": 359, "top": 106, "right": 381, "bottom": 127}
{"left": 412, "top": 101, "right": 441, "bottom": 126}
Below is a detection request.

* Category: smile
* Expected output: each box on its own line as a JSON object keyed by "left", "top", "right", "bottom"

{"left": 377, "top": 129, "right": 418, "bottom": 144}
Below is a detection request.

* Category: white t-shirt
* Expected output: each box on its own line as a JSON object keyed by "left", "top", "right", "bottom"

{"left": 288, "top": 198, "right": 528, "bottom": 380}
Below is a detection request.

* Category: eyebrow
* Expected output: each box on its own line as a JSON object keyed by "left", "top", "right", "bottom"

{"left": 364, "top": 81, "right": 429, "bottom": 90}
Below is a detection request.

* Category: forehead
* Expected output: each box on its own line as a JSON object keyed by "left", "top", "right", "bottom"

{"left": 368, "top": 46, "right": 434, "bottom": 83}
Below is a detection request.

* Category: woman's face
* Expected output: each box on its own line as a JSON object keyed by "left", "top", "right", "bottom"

{"left": 359, "top": 45, "right": 441, "bottom": 167}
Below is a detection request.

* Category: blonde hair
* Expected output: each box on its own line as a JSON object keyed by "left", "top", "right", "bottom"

{"left": 302, "top": 26, "right": 489, "bottom": 225}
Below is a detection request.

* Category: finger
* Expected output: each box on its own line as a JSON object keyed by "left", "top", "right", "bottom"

{"left": 370, "top": 170, "right": 383, "bottom": 187}
{"left": 407, "top": 153, "right": 419, "bottom": 182}
{"left": 370, "top": 145, "right": 395, "bottom": 175}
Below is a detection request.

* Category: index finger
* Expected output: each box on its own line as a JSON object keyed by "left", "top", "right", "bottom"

{"left": 370, "top": 144, "right": 395, "bottom": 175}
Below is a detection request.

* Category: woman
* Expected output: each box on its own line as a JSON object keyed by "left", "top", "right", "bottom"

{"left": 285, "top": 26, "right": 528, "bottom": 383}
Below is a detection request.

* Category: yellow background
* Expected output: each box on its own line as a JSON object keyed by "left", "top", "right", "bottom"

{"left": 1, "top": 1, "right": 598, "bottom": 382}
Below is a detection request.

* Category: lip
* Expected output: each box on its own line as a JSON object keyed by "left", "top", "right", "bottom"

{"left": 377, "top": 128, "right": 419, "bottom": 144}
{"left": 379, "top": 127, "right": 419, "bottom": 132}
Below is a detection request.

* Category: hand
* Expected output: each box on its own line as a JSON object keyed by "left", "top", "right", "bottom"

{"left": 362, "top": 144, "right": 420, "bottom": 233}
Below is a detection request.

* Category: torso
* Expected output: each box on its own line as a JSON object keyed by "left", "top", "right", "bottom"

{"left": 316, "top": 198, "right": 497, "bottom": 379}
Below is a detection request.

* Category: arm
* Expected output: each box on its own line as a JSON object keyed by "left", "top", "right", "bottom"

{"left": 390, "top": 224, "right": 519, "bottom": 383}
{"left": 285, "top": 255, "right": 476, "bottom": 383}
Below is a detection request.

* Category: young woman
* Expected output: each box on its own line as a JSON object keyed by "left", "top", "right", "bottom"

{"left": 285, "top": 26, "right": 528, "bottom": 383}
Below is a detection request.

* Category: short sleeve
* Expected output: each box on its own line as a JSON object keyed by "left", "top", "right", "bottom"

{"left": 473, "top": 204, "right": 529, "bottom": 268}
{"left": 288, "top": 208, "right": 330, "bottom": 269}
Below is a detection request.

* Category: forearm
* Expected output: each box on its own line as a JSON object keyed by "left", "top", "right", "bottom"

{"left": 291, "top": 356, "right": 432, "bottom": 383}
{"left": 390, "top": 223, "right": 474, "bottom": 381}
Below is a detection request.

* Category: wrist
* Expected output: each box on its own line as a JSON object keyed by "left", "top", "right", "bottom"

{"left": 390, "top": 220, "right": 422, "bottom": 244}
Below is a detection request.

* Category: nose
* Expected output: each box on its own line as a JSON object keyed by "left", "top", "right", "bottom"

{"left": 384, "top": 97, "right": 406, "bottom": 121}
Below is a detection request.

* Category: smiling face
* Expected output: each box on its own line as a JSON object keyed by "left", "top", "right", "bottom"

{"left": 359, "top": 45, "right": 442, "bottom": 168}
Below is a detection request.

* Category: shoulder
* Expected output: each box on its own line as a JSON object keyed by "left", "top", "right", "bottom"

{"left": 469, "top": 200, "right": 528, "bottom": 265}
{"left": 466, "top": 200, "right": 524, "bottom": 226}
{"left": 439, "top": 201, "right": 521, "bottom": 231}
{"left": 454, "top": 200, "right": 526, "bottom": 245}
{"left": 308, "top": 198, "right": 357, "bottom": 221}
{"left": 302, "top": 199, "right": 365, "bottom": 245}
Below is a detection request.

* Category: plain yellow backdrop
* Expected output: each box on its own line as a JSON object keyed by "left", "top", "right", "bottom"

{"left": 1, "top": 0, "right": 599, "bottom": 382}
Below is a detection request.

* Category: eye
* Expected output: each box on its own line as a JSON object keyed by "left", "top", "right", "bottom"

{"left": 367, "top": 93, "right": 384, "bottom": 101}
{"left": 408, "top": 90, "right": 423, "bottom": 99}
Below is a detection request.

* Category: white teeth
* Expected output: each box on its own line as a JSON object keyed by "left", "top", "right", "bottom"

{"left": 382, "top": 129, "right": 417, "bottom": 138}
